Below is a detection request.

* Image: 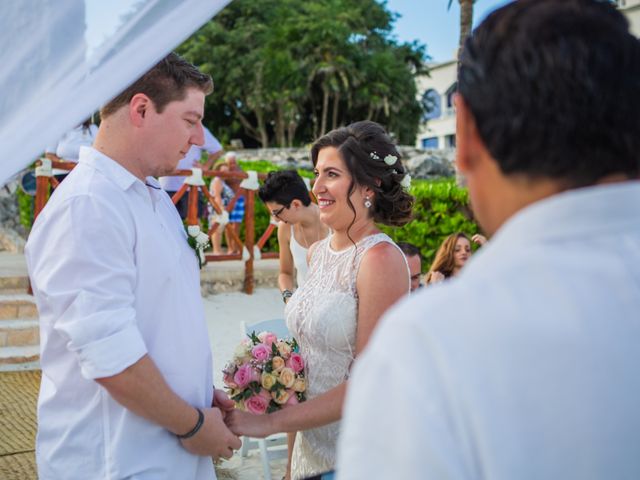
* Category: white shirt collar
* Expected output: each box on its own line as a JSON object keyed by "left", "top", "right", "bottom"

{"left": 78, "top": 146, "right": 143, "bottom": 192}
{"left": 491, "top": 181, "right": 640, "bottom": 248}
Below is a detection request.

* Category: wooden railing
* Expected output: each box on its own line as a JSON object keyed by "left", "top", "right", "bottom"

{"left": 33, "top": 159, "right": 279, "bottom": 294}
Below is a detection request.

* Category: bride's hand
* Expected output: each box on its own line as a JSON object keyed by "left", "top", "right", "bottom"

{"left": 225, "top": 409, "right": 275, "bottom": 438}
{"left": 213, "top": 388, "right": 235, "bottom": 419}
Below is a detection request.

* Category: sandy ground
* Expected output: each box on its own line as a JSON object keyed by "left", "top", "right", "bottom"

{"left": 203, "top": 288, "right": 289, "bottom": 480}
{"left": 203, "top": 288, "right": 285, "bottom": 388}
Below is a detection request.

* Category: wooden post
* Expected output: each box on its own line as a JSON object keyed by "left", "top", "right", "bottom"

{"left": 34, "top": 176, "right": 50, "bottom": 221}
{"left": 244, "top": 189, "right": 255, "bottom": 294}
{"left": 186, "top": 185, "right": 198, "bottom": 226}
{"left": 256, "top": 223, "right": 276, "bottom": 250}
{"left": 172, "top": 183, "right": 189, "bottom": 205}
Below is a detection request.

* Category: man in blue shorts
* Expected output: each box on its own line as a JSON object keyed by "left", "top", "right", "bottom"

{"left": 225, "top": 151, "right": 245, "bottom": 254}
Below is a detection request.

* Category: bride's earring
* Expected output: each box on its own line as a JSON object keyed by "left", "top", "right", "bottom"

{"left": 364, "top": 196, "right": 372, "bottom": 208}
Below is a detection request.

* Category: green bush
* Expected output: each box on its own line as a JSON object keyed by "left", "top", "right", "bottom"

{"left": 238, "top": 160, "right": 314, "bottom": 179}
{"left": 17, "top": 189, "right": 34, "bottom": 231}
{"left": 380, "top": 178, "right": 480, "bottom": 271}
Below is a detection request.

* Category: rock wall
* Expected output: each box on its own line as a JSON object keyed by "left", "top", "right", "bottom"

{"left": 0, "top": 179, "right": 27, "bottom": 253}
{"left": 235, "top": 146, "right": 456, "bottom": 179}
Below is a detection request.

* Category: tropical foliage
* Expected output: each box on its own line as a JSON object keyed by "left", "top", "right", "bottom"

{"left": 380, "top": 178, "right": 479, "bottom": 270}
{"left": 177, "top": 0, "right": 428, "bottom": 147}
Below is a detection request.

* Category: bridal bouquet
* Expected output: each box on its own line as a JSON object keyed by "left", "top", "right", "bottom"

{"left": 222, "top": 331, "right": 307, "bottom": 414}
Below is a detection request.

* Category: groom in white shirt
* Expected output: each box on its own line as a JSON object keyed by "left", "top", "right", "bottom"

{"left": 26, "top": 53, "right": 240, "bottom": 479}
{"left": 338, "top": 1, "right": 640, "bottom": 479}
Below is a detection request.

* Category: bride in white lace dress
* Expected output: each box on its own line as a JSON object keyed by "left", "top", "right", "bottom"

{"left": 227, "top": 121, "right": 414, "bottom": 479}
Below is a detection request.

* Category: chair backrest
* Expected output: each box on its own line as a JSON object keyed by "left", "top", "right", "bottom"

{"left": 241, "top": 318, "right": 290, "bottom": 340}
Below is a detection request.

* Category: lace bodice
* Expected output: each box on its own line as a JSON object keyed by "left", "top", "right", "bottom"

{"left": 285, "top": 232, "right": 395, "bottom": 478}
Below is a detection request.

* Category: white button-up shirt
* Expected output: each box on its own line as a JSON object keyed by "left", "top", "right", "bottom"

{"left": 338, "top": 182, "right": 640, "bottom": 480}
{"left": 26, "top": 147, "right": 215, "bottom": 479}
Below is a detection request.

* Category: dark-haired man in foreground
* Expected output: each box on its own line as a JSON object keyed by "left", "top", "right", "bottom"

{"left": 26, "top": 53, "right": 240, "bottom": 479}
{"left": 338, "top": 1, "right": 640, "bottom": 478}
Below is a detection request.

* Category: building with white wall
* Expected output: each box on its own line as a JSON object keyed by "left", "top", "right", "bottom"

{"left": 415, "top": 60, "right": 457, "bottom": 149}
{"left": 618, "top": 0, "right": 640, "bottom": 36}
{"left": 415, "top": 1, "right": 640, "bottom": 149}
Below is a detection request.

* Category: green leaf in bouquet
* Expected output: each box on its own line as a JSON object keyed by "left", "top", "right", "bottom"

{"left": 249, "top": 331, "right": 261, "bottom": 344}
{"left": 241, "top": 389, "right": 253, "bottom": 400}
{"left": 249, "top": 382, "right": 261, "bottom": 395}
{"left": 231, "top": 392, "right": 245, "bottom": 402}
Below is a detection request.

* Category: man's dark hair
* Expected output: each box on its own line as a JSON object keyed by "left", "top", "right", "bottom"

{"left": 101, "top": 52, "right": 213, "bottom": 118}
{"left": 458, "top": 0, "right": 640, "bottom": 187}
{"left": 258, "top": 170, "right": 311, "bottom": 207}
{"left": 397, "top": 242, "right": 421, "bottom": 259}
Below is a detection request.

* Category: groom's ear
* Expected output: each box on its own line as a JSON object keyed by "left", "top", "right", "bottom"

{"left": 454, "top": 93, "right": 488, "bottom": 176}
{"left": 129, "top": 93, "right": 152, "bottom": 127}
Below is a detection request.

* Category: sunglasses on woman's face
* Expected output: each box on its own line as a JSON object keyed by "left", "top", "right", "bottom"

{"left": 270, "top": 205, "right": 288, "bottom": 220}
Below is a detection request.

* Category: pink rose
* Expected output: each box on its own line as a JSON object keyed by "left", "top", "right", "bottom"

{"left": 233, "top": 364, "right": 259, "bottom": 388}
{"left": 258, "top": 331, "right": 278, "bottom": 347}
{"left": 286, "top": 353, "right": 305, "bottom": 373}
{"left": 285, "top": 390, "right": 299, "bottom": 406}
{"left": 245, "top": 394, "right": 269, "bottom": 415}
{"left": 252, "top": 343, "right": 271, "bottom": 362}
{"left": 259, "top": 388, "right": 272, "bottom": 400}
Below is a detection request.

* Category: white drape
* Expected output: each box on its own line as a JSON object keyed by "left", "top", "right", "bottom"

{"left": 0, "top": 0, "right": 231, "bottom": 186}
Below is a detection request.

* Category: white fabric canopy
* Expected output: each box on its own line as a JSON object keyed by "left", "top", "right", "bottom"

{"left": 0, "top": 0, "right": 231, "bottom": 187}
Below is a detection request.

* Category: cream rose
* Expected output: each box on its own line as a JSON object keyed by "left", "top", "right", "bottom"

{"left": 292, "top": 377, "right": 306, "bottom": 393}
{"left": 261, "top": 372, "right": 277, "bottom": 390}
{"left": 271, "top": 389, "right": 291, "bottom": 405}
{"left": 278, "top": 367, "right": 296, "bottom": 388}
{"left": 271, "top": 356, "right": 285, "bottom": 373}
{"left": 276, "top": 341, "right": 292, "bottom": 358}
{"left": 233, "top": 343, "right": 251, "bottom": 362}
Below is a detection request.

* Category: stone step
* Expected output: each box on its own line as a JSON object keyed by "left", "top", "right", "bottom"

{"left": 0, "top": 319, "right": 39, "bottom": 347}
{"left": 0, "top": 294, "right": 38, "bottom": 320}
{"left": 0, "top": 275, "right": 29, "bottom": 294}
{"left": 200, "top": 259, "right": 279, "bottom": 295}
{"left": 0, "top": 345, "right": 40, "bottom": 369}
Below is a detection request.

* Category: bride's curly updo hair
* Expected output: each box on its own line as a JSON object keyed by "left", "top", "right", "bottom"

{"left": 310, "top": 120, "right": 414, "bottom": 227}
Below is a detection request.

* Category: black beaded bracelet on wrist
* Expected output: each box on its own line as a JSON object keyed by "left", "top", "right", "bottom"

{"left": 176, "top": 407, "right": 204, "bottom": 439}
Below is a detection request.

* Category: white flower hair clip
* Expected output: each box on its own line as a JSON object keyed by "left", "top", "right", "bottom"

{"left": 383, "top": 154, "right": 397, "bottom": 166}
{"left": 400, "top": 174, "right": 412, "bottom": 189}
{"left": 370, "top": 151, "right": 398, "bottom": 167}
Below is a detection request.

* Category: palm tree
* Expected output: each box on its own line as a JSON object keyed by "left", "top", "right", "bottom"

{"left": 448, "top": 0, "right": 475, "bottom": 71}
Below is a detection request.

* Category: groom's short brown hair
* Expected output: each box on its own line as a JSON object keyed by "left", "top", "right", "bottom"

{"left": 100, "top": 52, "right": 213, "bottom": 118}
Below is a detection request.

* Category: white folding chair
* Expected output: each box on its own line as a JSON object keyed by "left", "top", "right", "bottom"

{"left": 238, "top": 318, "right": 290, "bottom": 480}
